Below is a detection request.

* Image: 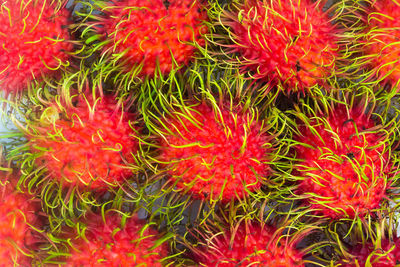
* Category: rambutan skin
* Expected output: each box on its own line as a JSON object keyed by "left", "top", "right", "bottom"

{"left": 216, "top": 0, "right": 341, "bottom": 92}
{"left": 29, "top": 95, "right": 139, "bottom": 191}
{"left": 0, "top": 0, "right": 73, "bottom": 94}
{"left": 294, "top": 105, "right": 390, "bottom": 219}
{"left": 0, "top": 179, "right": 41, "bottom": 266}
{"left": 64, "top": 213, "right": 169, "bottom": 267}
{"left": 359, "top": 0, "right": 400, "bottom": 85}
{"left": 158, "top": 102, "right": 272, "bottom": 202}
{"left": 340, "top": 238, "right": 400, "bottom": 266}
{"left": 94, "top": 0, "right": 208, "bottom": 77}
{"left": 195, "top": 223, "right": 304, "bottom": 266}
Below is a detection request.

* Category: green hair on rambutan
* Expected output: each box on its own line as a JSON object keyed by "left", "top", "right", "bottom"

{"left": 0, "top": 170, "right": 46, "bottom": 266}
{"left": 135, "top": 63, "right": 294, "bottom": 226}
{"left": 204, "top": 0, "right": 351, "bottom": 94}
{"left": 180, "top": 203, "right": 327, "bottom": 267}
{"left": 72, "top": 0, "right": 210, "bottom": 92}
{"left": 39, "top": 207, "right": 176, "bottom": 266}
{"left": 342, "top": 0, "right": 400, "bottom": 95}
{"left": 325, "top": 211, "right": 400, "bottom": 266}
{"left": 4, "top": 69, "right": 147, "bottom": 223}
{"left": 286, "top": 85, "right": 400, "bottom": 221}
{"left": 0, "top": 0, "right": 78, "bottom": 98}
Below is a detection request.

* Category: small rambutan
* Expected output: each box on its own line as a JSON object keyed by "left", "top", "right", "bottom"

{"left": 349, "top": 0, "right": 400, "bottom": 89}
{"left": 83, "top": 0, "right": 208, "bottom": 78}
{"left": 339, "top": 238, "right": 400, "bottom": 266}
{"left": 0, "top": 0, "right": 73, "bottom": 96}
{"left": 157, "top": 101, "right": 273, "bottom": 202}
{"left": 293, "top": 103, "right": 392, "bottom": 219}
{"left": 329, "top": 217, "right": 400, "bottom": 266}
{"left": 28, "top": 93, "right": 139, "bottom": 191}
{"left": 0, "top": 175, "right": 42, "bottom": 266}
{"left": 193, "top": 222, "right": 305, "bottom": 266}
{"left": 61, "top": 213, "right": 169, "bottom": 266}
{"left": 212, "top": 0, "right": 343, "bottom": 92}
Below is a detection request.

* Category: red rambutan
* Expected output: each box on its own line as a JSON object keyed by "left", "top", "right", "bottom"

{"left": 28, "top": 94, "right": 139, "bottom": 191}
{"left": 351, "top": 0, "right": 400, "bottom": 88}
{"left": 86, "top": 0, "right": 208, "bottom": 78}
{"left": 213, "top": 0, "right": 343, "bottom": 92}
{"left": 0, "top": 177, "right": 42, "bottom": 266}
{"left": 62, "top": 213, "right": 169, "bottom": 266}
{"left": 0, "top": 0, "right": 73, "bottom": 96}
{"left": 340, "top": 237, "right": 400, "bottom": 266}
{"left": 293, "top": 104, "right": 391, "bottom": 219}
{"left": 194, "top": 222, "right": 305, "bottom": 266}
{"left": 157, "top": 101, "right": 273, "bottom": 202}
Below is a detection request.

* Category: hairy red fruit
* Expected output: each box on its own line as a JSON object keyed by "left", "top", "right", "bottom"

{"left": 64, "top": 214, "right": 169, "bottom": 266}
{"left": 341, "top": 238, "right": 400, "bottom": 266}
{"left": 361, "top": 0, "right": 400, "bottom": 85}
{"left": 220, "top": 0, "right": 340, "bottom": 92}
{"left": 29, "top": 95, "right": 138, "bottom": 191}
{"left": 96, "top": 0, "right": 207, "bottom": 76}
{"left": 0, "top": 0, "right": 73, "bottom": 95}
{"left": 158, "top": 102, "right": 272, "bottom": 202}
{"left": 294, "top": 105, "right": 389, "bottom": 219}
{"left": 195, "top": 223, "right": 304, "bottom": 266}
{"left": 0, "top": 179, "right": 41, "bottom": 266}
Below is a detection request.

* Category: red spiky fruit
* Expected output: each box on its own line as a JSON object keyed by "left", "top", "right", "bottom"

{"left": 0, "top": 0, "right": 73, "bottom": 95}
{"left": 294, "top": 105, "right": 390, "bottom": 219}
{"left": 358, "top": 0, "right": 400, "bottom": 87}
{"left": 218, "top": 0, "right": 341, "bottom": 92}
{"left": 29, "top": 94, "right": 138, "bottom": 191}
{"left": 64, "top": 213, "right": 169, "bottom": 266}
{"left": 195, "top": 223, "right": 305, "bottom": 266}
{"left": 93, "top": 0, "right": 208, "bottom": 77}
{"left": 158, "top": 102, "right": 273, "bottom": 202}
{"left": 0, "top": 176, "right": 42, "bottom": 266}
{"left": 340, "top": 238, "right": 400, "bottom": 266}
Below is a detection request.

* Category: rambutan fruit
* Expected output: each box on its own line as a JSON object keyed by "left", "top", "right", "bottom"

{"left": 0, "top": 0, "right": 74, "bottom": 96}
{"left": 340, "top": 238, "right": 400, "bottom": 266}
{"left": 27, "top": 92, "right": 139, "bottom": 191}
{"left": 5, "top": 68, "right": 145, "bottom": 220}
{"left": 192, "top": 221, "right": 307, "bottom": 266}
{"left": 209, "top": 0, "right": 345, "bottom": 93}
{"left": 156, "top": 100, "right": 275, "bottom": 202}
{"left": 141, "top": 66, "right": 288, "bottom": 205}
{"left": 346, "top": 0, "right": 400, "bottom": 90}
{"left": 0, "top": 173, "right": 42, "bottom": 266}
{"left": 79, "top": 0, "right": 208, "bottom": 84}
{"left": 327, "top": 216, "right": 400, "bottom": 266}
{"left": 291, "top": 96, "right": 396, "bottom": 219}
{"left": 57, "top": 212, "right": 170, "bottom": 266}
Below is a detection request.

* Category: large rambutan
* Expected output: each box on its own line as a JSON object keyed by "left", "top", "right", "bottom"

{"left": 293, "top": 102, "right": 393, "bottom": 219}
{"left": 27, "top": 93, "right": 139, "bottom": 191}
{"left": 347, "top": 0, "right": 400, "bottom": 90}
{"left": 211, "top": 0, "right": 344, "bottom": 93}
{"left": 0, "top": 174, "right": 42, "bottom": 266}
{"left": 59, "top": 213, "right": 170, "bottom": 266}
{"left": 157, "top": 101, "right": 274, "bottom": 202}
{"left": 82, "top": 0, "right": 208, "bottom": 79}
{"left": 328, "top": 217, "right": 400, "bottom": 266}
{"left": 340, "top": 238, "right": 400, "bottom": 266}
{"left": 193, "top": 222, "right": 306, "bottom": 266}
{"left": 0, "top": 0, "right": 73, "bottom": 96}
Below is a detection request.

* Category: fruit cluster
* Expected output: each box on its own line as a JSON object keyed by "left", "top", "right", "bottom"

{"left": 1, "top": 0, "right": 400, "bottom": 266}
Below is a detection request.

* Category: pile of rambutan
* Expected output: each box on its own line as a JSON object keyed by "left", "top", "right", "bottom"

{"left": 3, "top": 0, "right": 400, "bottom": 266}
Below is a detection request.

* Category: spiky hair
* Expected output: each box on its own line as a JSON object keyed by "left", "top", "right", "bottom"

{"left": 0, "top": 0, "right": 74, "bottom": 97}
{"left": 288, "top": 87, "right": 400, "bottom": 220}
{"left": 75, "top": 0, "right": 209, "bottom": 90}
{"left": 206, "top": 0, "right": 348, "bottom": 93}
{"left": 139, "top": 65, "right": 291, "bottom": 206}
